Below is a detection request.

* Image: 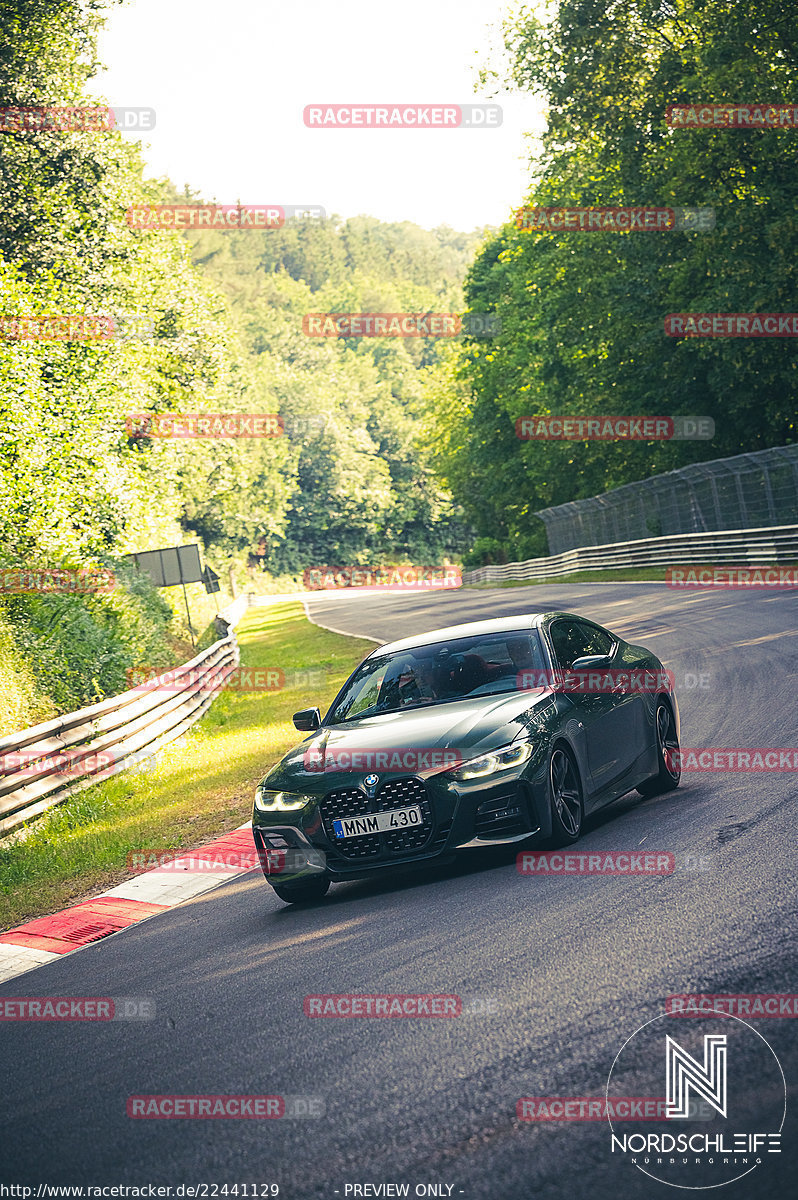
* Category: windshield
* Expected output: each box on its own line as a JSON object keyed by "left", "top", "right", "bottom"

{"left": 328, "top": 630, "right": 547, "bottom": 723}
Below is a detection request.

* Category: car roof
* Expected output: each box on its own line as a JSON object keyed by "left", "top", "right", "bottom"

{"left": 368, "top": 612, "right": 563, "bottom": 658}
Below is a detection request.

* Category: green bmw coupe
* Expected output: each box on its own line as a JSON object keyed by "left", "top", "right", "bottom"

{"left": 252, "top": 612, "right": 681, "bottom": 903}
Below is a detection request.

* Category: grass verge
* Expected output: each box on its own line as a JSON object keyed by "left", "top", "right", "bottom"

{"left": 465, "top": 567, "right": 676, "bottom": 587}
{"left": 0, "top": 602, "right": 373, "bottom": 931}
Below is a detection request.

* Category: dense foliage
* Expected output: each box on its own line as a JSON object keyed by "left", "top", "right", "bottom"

{"left": 2, "top": 0, "right": 796, "bottom": 721}
{"left": 433, "top": 0, "right": 798, "bottom": 563}
{"left": 186, "top": 216, "right": 481, "bottom": 574}
{"left": 0, "top": 1, "right": 477, "bottom": 723}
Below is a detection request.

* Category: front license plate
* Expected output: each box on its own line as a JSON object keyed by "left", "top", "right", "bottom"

{"left": 333, "top": 805, "right": 423, "bottom": 839}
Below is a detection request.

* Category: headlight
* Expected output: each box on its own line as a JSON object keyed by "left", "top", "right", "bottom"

{"left": 447, "top": 741, "right": 534, "bottom": 781}
{"left": 254, "top": 788, "right": 315, "bottom": 813}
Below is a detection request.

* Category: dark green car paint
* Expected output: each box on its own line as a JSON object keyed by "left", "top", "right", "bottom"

{"left": 251, "top": 611, "right": 680, "bottom": 893}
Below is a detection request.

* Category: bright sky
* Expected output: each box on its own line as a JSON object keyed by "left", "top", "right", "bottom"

{"left": 93, "top": 0, "right": 546, "bottom": 233}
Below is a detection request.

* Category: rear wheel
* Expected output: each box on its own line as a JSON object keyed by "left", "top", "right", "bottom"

{"left": 637, "top": 698, "right": 681, "bottom": 796}
{"left": 271, "top": 877, "right": 330, "bottom": 904}
{"left": 548, "top": 746, "right": 584, "bottom": 847}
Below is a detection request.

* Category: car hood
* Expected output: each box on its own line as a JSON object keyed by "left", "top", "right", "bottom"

{"left": 259, "top": 687, "right": 555, "bottom": 792}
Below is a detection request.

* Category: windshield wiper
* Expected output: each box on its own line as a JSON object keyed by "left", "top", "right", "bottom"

{"left": 465, "top": 685, "right": 521, "bottom": 698}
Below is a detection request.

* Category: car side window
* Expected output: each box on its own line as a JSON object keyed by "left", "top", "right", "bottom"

{"left": 575, "top": 621, "right": 613, "bottom": 657}
{"left": 550, "top": 619, "right": 612, "bottom": 668}
{"left": 347, "top": 664, "right": 389, "bottom": 716}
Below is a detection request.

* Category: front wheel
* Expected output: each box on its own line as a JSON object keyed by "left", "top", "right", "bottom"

{"left": 548, "top": 746, "right": 584, "bottom": 847}
{"left": 271, "top": 877, "right": 330, "bottom": 904}
{"left": 637, "top": 698, "right": 681, "bottom": 796}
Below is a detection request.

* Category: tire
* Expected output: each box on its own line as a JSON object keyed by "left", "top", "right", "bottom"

{"left": 548, "top": 746, "right": 584, "bottom": 847}
{"left": 637, "top": 698, "right": 681, "bottom": 796}
{"left": 271, "top": 876, "right": 330, "bottom": 904}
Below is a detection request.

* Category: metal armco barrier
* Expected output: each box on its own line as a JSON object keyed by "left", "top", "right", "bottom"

{"left": 0, "top": 594, "right": 252, "bottom": 838}
{"left": 461, "top": 524, "right": 798, "bottom": 585}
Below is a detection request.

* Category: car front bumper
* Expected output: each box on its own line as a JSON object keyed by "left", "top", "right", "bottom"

{"left": 252, "top": 766, "right": 552, "bottom": 885}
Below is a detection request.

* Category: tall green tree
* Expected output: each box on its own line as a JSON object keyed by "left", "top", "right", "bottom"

{"left": 436, "top": 0, "right": 798, "bottom": 563}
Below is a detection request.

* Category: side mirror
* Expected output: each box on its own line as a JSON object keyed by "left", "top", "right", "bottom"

{"left": 570, "top": 654, "right": 613, "bottom": 671}
{"left": 293, "top": 707, "right": 321, "bottom": 731}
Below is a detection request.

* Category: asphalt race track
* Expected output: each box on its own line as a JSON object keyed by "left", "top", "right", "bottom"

{"left": 2, "top": 583, "right": 797, "bottom": 1198}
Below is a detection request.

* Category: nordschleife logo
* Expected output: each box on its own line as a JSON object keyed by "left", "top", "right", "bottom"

{"left": 606, "top": 1011, "right": 785, "bottom": 1188}
{"left": 665, "top": 1034, "right": 727, "bottom": 1119}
